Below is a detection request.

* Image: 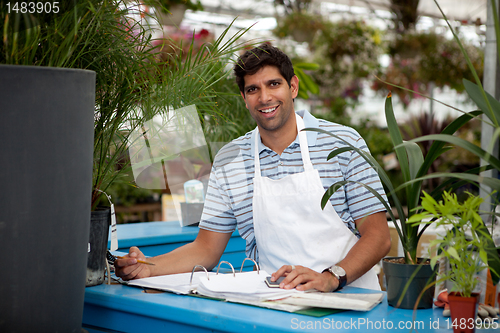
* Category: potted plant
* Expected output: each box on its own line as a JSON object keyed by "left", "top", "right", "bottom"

{"left": 87, "top": 9, "right": 251, "bottom": 285}
{"left": 399, "top": 0, "right": 500, "bottom": 287}
{"left": 0, "top": 1, "right": 98, "bottom": 331}
{"left": 305, "top": 89, "right": 489, "bottom": 308}
{"left": 273, "top": 11, "right": 325, "bottom": 43}
{"left": 372, "top": 31, "right": 484, "bottom": 107}
{"left": 409, "top": 191, "right": 489, "bottom": 333}
{"left": 0, "top": 0, "right": 251, "bottom": 330}
{"left": 310, "top": 0, "right": 500, "bottom": 309}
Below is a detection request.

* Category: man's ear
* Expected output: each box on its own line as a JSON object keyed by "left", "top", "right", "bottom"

{"left": 240, "top": 91, "right": 248, "bottom": 108}
{"left": 290, "top": 75, "right": 299, "bottom": 99}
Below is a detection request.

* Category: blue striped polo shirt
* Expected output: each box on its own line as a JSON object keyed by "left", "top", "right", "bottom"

{"left": 199, "top": 110, "right": 388, "bottom": 261}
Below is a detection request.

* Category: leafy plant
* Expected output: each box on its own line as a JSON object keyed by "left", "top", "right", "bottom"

{"left": 311, "top": 20, "right": 384, "bottom": 103}
{"left": 294, "top": 62, "right": 320, "bottom": 99}
{"left": 1, "top": 0, "right": 253, "bottom": 210}
{"left": 272, "top": 11, "right": 325, "bottom": 41}
{"left": 372, "top": 31, "right": 484, "bottom": 106}
{"left": 409, "top": 191, "right": 490, "bottom": 297}
{"left": 366, "top": 0, "right": 500, "bottom": 284}
{"left": 305, "top": 92, "right": 483, "bottom": 265}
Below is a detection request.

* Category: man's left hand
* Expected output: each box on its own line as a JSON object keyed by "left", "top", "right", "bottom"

{"left": 271, "top": 265, "right": 338, "bottom": 292}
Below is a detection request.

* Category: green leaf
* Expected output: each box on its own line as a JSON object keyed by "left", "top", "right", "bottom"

{"left": 400, "top": 141, "right": 424, "bottom": 210}
{"left": 447, "top": 247, "right": 460, "bottom": 260}
{"left": 294, "top": 62, "right": 320, "bottom": 70}
{"left": 417, "top": 111, "right": 482, "bottom": 181}
{"left": 430, "top": 256, "right": 439, "bottom": 269}
{"left": 295, "top": 68, "right": 319, "bottom": 95}
{"left": 463, "top": 79, "right": 500, "bottom": 127}
{"left": 410, "top": 134, "right": 500, "bottom": 172}
{"left": 326, "top": 146, "right": 355, "bottom": 160}
{"left": 385, "top": 95, "right": 410, "bottom": 183}
{"left": 297, "top": 88, "right": 309, "bottom": 100}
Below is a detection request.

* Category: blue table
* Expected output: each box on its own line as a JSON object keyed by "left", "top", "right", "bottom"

{"left": 83, "top": 221, "right": 496, "bottom": 332}
{"left": 83, "top": 283, "right": 470, "bottom": 333}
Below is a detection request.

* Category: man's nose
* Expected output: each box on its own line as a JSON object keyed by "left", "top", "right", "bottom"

{"left": 259, "top": 87, "right": 272, "bottom": 103}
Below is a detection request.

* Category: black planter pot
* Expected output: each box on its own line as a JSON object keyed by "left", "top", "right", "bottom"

{"left": 87, "top": 208, "right": 111, "bottom": 286}
{"left": 383, "top": 257, "right": 437, "bottom": 309}
{"left": 0, "top": 65, "right": 95, "bottom": 332}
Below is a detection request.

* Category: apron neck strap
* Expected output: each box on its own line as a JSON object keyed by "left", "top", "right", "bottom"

{"left": 254, "top": 113, "right": 314, "bottom": 177}
{"left": 296, "top": 113, "right": 313, "bottom": 170}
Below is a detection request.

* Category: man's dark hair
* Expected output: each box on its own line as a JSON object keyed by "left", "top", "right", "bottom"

{"left": 234, "top": 43, "right": 295, "bottom": 94}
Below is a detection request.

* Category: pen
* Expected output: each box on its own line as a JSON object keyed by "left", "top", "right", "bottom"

{"left": 115, "top": 255, "right": 156, "bottom": 266}
{"left": 107, "top": 250, "right": 155, "bottom": 266}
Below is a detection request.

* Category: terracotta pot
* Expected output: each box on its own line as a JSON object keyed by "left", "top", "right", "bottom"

{"left": 448, "top": 292, "right": 480, "bottom": 333}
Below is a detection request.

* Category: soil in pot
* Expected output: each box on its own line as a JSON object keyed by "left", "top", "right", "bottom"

{"left": 383, "top": 257, "right": 436, "bottom": 309}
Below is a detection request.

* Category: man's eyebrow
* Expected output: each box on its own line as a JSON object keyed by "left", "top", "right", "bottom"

{"left": 268, "top": 77, "right": 284, "bottom": 83}
{"left": 244, "top": 78, "right": 284, "bottom": 91}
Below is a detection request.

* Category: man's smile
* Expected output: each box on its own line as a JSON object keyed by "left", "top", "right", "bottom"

{"left": 258, "top": 105, "right": 279, "bottom": 114}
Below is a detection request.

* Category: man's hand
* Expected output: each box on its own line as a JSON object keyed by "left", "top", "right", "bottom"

{"left": 114, "top": 246, "right": 154, "bottom": 281}
{"left": 271, "top": 265, "right": 338, "bottom": 292}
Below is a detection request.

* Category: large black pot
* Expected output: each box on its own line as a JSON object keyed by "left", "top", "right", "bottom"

{"left": 383, "top": 257, "right": 437, "bottom": 309}
{"left": 0, "top": 65, "right": 95, "bottom": 332}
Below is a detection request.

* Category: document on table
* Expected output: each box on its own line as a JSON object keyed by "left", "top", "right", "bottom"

{"left": 273, "top": 291, "right": 384, "bottom": 312}
{"left": 125, "top": 267, "right": 383, "bottom": 312}
{"left": 196, "top": 270, "right": 299, "bottom": 302}
{"left": 127, "top": 271, "right": 215, "bottom": 295}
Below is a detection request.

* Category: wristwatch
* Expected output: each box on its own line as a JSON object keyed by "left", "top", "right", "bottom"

{"left": 322, "top": 265, "right": 347, "bottom": 291}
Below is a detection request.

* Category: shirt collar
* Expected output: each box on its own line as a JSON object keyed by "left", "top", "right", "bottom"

{"left": 251, "top": 109, "right": 319, "bottom": 157}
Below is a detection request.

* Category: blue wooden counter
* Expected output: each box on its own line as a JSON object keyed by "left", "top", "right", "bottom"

{"left": 83, "top": 283, "right": 488, "bottom": 333}
{"left": 85, "top": 221, "right": 498, "bottom": 332}
{"left": 108, "top": 221, "right": 252, "bottom": 271}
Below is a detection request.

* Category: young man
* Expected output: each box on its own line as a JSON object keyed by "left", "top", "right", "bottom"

{"left": 115, "top": 44, "right": 391, "bottom": 292}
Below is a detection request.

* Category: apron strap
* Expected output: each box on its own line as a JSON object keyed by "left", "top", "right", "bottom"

{"left": 253, "top": 130, "right": 262, "bottom": 178}
{"left": 295, "top": 113, "right": 313, "bottom": 171}
{"left": 253, "top": 113, "right": 314, "bottom": 177}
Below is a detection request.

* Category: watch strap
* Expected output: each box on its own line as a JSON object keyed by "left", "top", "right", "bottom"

{"left": 322, "top": 266, "right": 347, "bottom": 291}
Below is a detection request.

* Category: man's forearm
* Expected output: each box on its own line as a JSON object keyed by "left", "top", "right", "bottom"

{"left": 148, "top": 229, "right": 232, "bottom": 276}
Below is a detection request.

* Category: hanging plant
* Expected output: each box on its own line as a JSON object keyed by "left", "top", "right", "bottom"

{"left": 273, "top": 11, "right": 325, "bottom": 43}
{"left": 311, "top": 19, "right": 385, "bottom": 101}
{"left": 372, "top": 31, "right": 484, "bottom": 106}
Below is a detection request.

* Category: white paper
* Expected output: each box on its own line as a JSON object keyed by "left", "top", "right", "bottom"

{"left": 196, "top": 270, "right": 300, "bottom": 301}
{"left": 277, "top": 292, "right": 384, "bottom": 311}
{"left": 109, "top": 203, "right": 118, "bottom": 251}
{"left": 127, "top": 271, "right": 216, "bottom": 295}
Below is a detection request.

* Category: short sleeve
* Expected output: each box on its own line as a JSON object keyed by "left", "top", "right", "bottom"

{"left": 342, "top": 134, "right": 388, "bottom": 220}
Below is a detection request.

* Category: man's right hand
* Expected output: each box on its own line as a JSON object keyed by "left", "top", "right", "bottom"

{"left": 114, "top": 246, "right": 153, "bottom": 280}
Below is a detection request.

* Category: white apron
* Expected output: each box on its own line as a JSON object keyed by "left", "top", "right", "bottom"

{"left": 252, "top": 113, "right": 380, "bottom": 290}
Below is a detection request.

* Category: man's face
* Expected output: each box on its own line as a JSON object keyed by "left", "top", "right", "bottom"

{"left": 241, "top": 65, "right": 299, "bottom": 133}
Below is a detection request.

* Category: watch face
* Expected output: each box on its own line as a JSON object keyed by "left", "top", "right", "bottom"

{"left": 332, "top": 266, "right": 346, "bottom": 277}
